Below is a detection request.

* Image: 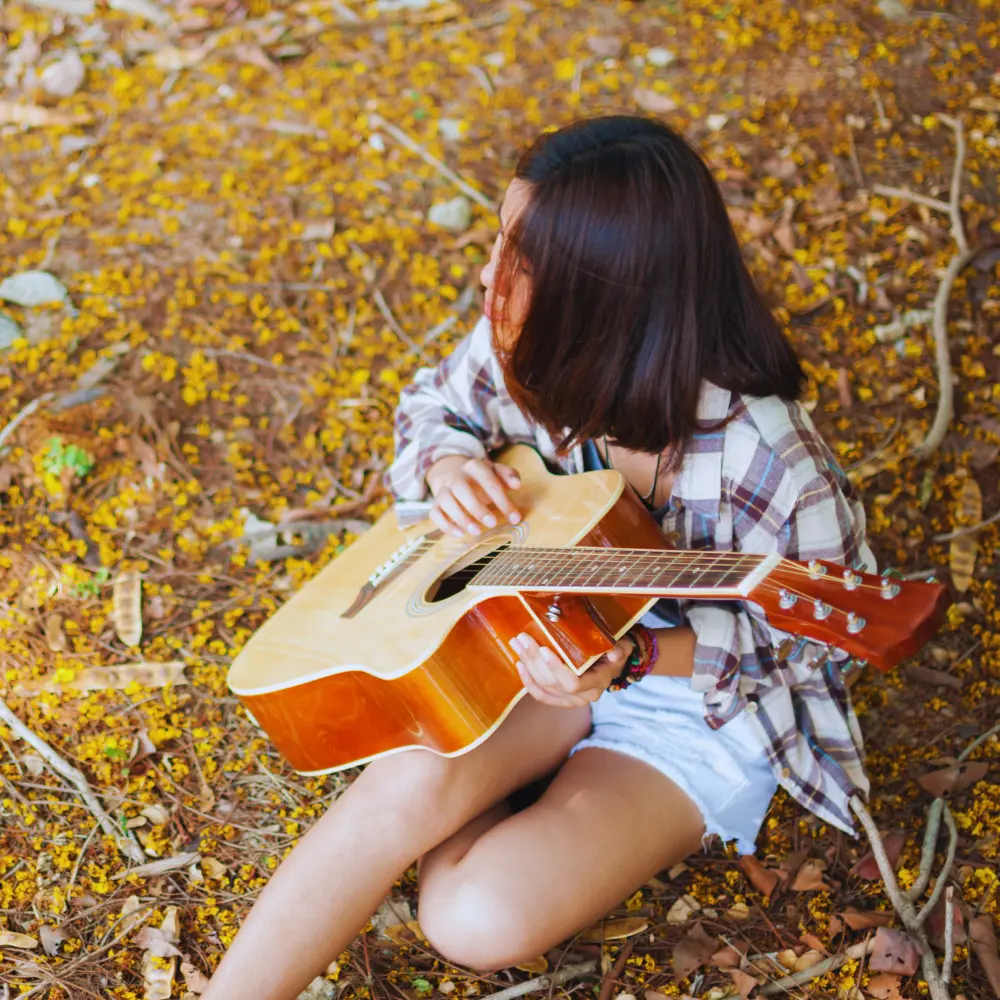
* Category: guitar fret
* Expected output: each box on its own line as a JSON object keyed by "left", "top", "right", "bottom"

{"left": 473, "top": 546, "right": 767, "bottom": 594}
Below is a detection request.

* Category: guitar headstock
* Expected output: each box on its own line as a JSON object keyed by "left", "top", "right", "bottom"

{"left": 747, "top": 559, "right": 951, "bottom": 671}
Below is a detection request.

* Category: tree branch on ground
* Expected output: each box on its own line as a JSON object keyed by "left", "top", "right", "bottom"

{"left": 0, "top": 698, "right": 146, "bottom": 864}
{"left": 847, "top": 719, "right": 1000, "bottom": 1000}
{"left": 873, "top": 114, "right": 976, "bottom": 458}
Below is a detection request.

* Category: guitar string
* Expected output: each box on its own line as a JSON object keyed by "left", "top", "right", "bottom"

{"left": 420, "top": 536, "right": 905, "bottom": 598}
{"left": 409, "top": 538, "right": 889, "bottom": 633}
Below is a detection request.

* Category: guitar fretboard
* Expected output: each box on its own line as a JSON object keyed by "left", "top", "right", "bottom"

{"left": 470, "top": 546, "right": 773, "bottom": 597}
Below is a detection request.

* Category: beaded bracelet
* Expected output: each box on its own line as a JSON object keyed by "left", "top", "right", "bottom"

{"left": 607, "top": 623, "right": 659, "bottom": 692}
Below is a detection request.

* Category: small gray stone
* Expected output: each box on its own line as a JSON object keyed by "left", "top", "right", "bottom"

{"left": 877, "top": 0, "right": 910, "bottom": 20}
{"left": 297, "top": 978, "right": 336, "bottom": 1000}
{"left": 427, "top": 196, "right": 472, "bottom": 232}
{"left": 0, "top": 312, "right": 21, "bottom": 351}
{"left": 437, "top": 118, "right": 465, "bottom": 142}
{"left": 646, "top": 47, "right": 676, "bottom": 68}
{"left": 40, "top": 49, "right": 86, "bottom": 98}
{"left": 0, "top": 270, "right": 68, "bottom": 307}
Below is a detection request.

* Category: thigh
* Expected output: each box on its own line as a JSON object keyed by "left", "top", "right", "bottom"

{"left": 418, "top": 747, "right": 705, "bottom": 968}
{"left": 349, "top": 695, "right": 591, "bottom": 856}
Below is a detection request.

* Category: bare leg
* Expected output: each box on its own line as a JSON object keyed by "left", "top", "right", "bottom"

{"left": 202, "top": 698, "right": 590, "bottom": 1000}
{"left": 418, "top": 747, "right": 706, "bottom": 970}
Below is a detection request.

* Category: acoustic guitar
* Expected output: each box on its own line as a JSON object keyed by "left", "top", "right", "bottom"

{"left": 228, "top": 445, "right": 949, "bottom": 775}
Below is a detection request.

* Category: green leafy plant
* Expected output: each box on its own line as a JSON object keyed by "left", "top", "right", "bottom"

{"left": 42, "top": 436, "right": 95, "bottom": 479}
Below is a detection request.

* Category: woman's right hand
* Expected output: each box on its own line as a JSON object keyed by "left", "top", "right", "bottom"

{"left": 425, "top": 455, "right": 522, "bottom": 537}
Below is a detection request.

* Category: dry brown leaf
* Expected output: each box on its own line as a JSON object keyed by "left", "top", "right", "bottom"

{"left": 917, "top": 761, "right": 989, "bottom": 798}
{"left": 970, "top": 95, "right": 1000, "bottom": 113}
{"left": 0, "top": 931, "right": 39, "bottom": 949}
{"left": 150, "top": 44, "right": 211, "bottom": 71}
{"left": 666, "top": 894, "right": 701, "bottom": 925}
{"left": 120, "top": 895, "right": 144, "bottom": 932}
{"left": 793, "top": 949, "right": 826, "bottom": 972}
{"left": 763, "top": 156, "right": 797, "bottom": 181}
{"left": 711, "top": 944, "right": 742, "bottom": 968}
{"left": 925, "top": 895, "right": 966, "bottom": 949}
{"left": 405, "top": 0, "right": 463, "bottom": 23}
{"left": 113, "top": 569, "right": 143, "bottom": 647}
{"left": 586, "top": 35, "right": 623, "bottom": 59}
{"left": 837, "top": 368, "right": 853, "bottom": 410}
{"left": 140, "top": 906, "right": 180, "bottom": 1000}
{"left": 970, "top": 915, "right": 1000, "bottom": 998}
{"left": 382, "top": 920, "right": 427, "bottom": 945}
{"left": 113, "top": 852, "right": 200, "bottom": 880}
{"left": 38, "top": 925, "right": 68, "bottom": 956}
{"left": 811, "top": 177, "right": 843, "bottom": 214}
{"left": 740, "top": 855, "right": 780, "bottom": 898}
{"left": 791, "top": 858, "right": 830, "bottom": 892}
{"left": 727, "top": 207, "right": 775, "bottom": 240}
{"left": 730, "top": 968, "right": 762, "bottom": 999}
{"left": 726, "top": 901, "right": 751, "bottom": 921}
{"left": 865, "top": 973, "right": 903, "bottom": 1000}
{"left": 869, "top": 927, "right": 920, "bottom": 976}
{"left": 840, "top": 907, "right": 894, "bottom": 931}
{"left": 44, "top": 613, "right": 68, "bottom": 652}
{"left": 799, "top": 932, "right": 828, "bottom": 955}
{"left": 451, "top": 223, "right": 493, "bottom": 250}
{"left": 514, "top": 957, "right": 548, "bottom": 974}
{"left": 950, "top": 476, "right": 982, "bottom": 593}
{"left": 201, "top": 857, "right": 226, "bottom": 879}
{"left": 773, "top": 200, "right": 797, "bottom": 256}
{"left": 632, "top": 87, "right": 678, "bottom": 114}
{"left": 672, "top": 921, "right": 717, "bottom": 982}
{"left": 0, "top": 101, "right": 91, "bottom": 127}
{"left": 580, "top": 917, "right": 648, "bottom": 942}
{"left": 141, "top": 804, "right": 171, "bottom": 826}
{"left": 852, "top": 831, "right": 905, "bottom": 880}
{"left": 180, "top": 960, "right": 209, "bottom": 994}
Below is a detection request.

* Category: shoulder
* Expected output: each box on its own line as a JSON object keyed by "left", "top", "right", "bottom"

{"left": 723, "top": 393, "right": 852, "bottom": 518}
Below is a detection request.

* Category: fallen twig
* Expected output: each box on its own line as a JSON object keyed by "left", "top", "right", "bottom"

{"left": 485, "top": 960, "right": 597, "bottom": 1000}
{"left": 0, "top": 698, "right": 145, "bottom": 863}
{"left": 597, "top": 939, "right": 635, "bottom": 1000}
{"left": 0, "top": 392, "right": 54, "bottom": 453}
{"left": 760, "top": 938, "right": 875, "bottom": 997}
{"left": 917, "top": 804, "right": 958, "bottom": 924}
{"left": 942, "top": 886, "right": 955, "bottom": 984}
{"left": 373, "top": 289, "right": 418, "bottom": 350}
{"left": 847, "top": 719, "right": 1000, "bottom": 1000}
{"left": 873, "top": 114, "right": 974, "bottom": 457}
{"left": 932, "top": 508, "right": 1000, "bottom": 542}
{"left": 369, "top": 111, "right": 493, "bottom": 211}
{"left": 909, "top": 798, "right": 946, "bottom": 901}
{"left": 850, "top": 796, "right": 950, "bottom": 1000}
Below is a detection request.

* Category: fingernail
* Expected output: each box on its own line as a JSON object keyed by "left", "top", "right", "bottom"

{"left": 509, "top": 637, "right": 521, "bottom": 651}
{"left": 467, "top": 524, "right": 480, "bottom": 535}
{"left": 452, "top": 529, "right": 464, "bottom": 538}
{"left": 483, "top": 514, "right": 497, "bottom": 528}
{"left": 508, "top": 512, "right": 521, "bottom": 524}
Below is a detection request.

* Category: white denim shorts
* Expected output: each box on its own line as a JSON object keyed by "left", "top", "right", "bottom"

{"left": 571, "top": 674, "right": 778, "bottom": 854}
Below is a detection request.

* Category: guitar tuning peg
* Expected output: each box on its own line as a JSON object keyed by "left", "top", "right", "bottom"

{"left": 775, "top": 637, "right": 798, "bottom": 662}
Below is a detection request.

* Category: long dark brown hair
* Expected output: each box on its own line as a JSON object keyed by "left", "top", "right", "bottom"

{"left": 493, "top": 115, "right": 803, "bottom": 466}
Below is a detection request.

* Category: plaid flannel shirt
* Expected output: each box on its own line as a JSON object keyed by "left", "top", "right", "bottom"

{"left": 387, "top": 316, "right": 875, "bottom": 835}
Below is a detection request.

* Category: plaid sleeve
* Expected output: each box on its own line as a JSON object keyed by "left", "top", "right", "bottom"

{"left": 385, "top": 317, "right": 510, "bottom": 502}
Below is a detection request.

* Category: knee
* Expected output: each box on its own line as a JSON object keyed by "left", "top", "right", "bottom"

{"left": 419, "top": 877, "right": 539, "bottom": 971}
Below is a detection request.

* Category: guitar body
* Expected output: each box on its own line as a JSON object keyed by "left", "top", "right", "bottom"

{"left": 228, "top": 445, "right": 669, "bottom": 774}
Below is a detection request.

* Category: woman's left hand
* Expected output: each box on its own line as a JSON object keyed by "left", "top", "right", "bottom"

{"left": 509, "top": 633, "right": 634, "bottom": 708}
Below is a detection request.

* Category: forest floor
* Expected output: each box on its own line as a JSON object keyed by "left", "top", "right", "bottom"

{"left": 1, "top": 1, "right": 999, "bottom": 998}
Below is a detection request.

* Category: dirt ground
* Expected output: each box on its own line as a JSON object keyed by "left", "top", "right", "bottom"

{"left": 1, "top": 1, "right": 999, "bottom": 998}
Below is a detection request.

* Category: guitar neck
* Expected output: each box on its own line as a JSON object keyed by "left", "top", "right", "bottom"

{"left": 468, "top": 546, "right": 781, "bottom": 599}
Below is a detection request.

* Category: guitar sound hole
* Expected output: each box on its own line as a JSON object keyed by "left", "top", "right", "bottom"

{"left": 427, "top": 543, "right": 510, "bottom": 603}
